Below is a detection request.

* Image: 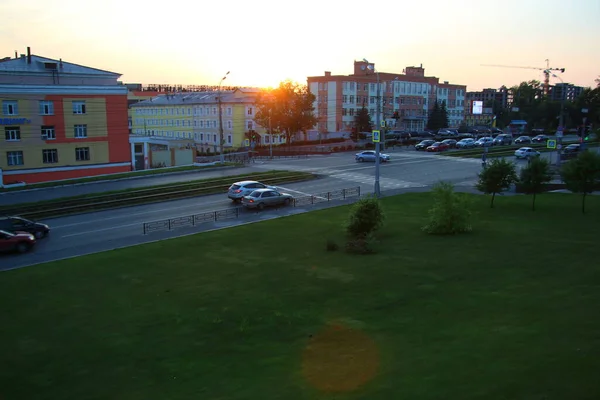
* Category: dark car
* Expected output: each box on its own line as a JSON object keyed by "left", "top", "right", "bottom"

{"left": 415, "top": 140, "right": 436, "bottom": 150}
{"left": 514, "top": 136, "right": 532, "bottom": 144}
{"left": 493, "top": 134, "right": 513, "bottom": 146}
{"left": 0, "top": 216, "right": 50, "bottom": 239}
{"left": 441, "top": 139, "right": 457, "bottom": 148}
{"left": 0, "top": 229, "right": 36, "bottom": 253}
{"left": 562, "top": 144, "right": 581, "bottom": 160}
{"left": 532, "top": 134, "right": 549, "bottom": 143}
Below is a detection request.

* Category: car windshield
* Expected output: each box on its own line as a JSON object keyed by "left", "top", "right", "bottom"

{"left": 230, "top": 184, "right": 241, "bottom": 190}
{"left": 0, "top": 229, "right": 14, "bottom": 237}
{"left": 248, "top": 191, "right": 263, "bottom": 197}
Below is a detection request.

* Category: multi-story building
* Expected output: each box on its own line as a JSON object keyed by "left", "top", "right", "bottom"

{"left": 307, "top": 61, "right": 467, "bottom": 132}
{"left": 125, "top": 83, "right": 165, "bottom": 134}
{"left": 466, "top": 86, "right": 510, "bottom": 110}
{"left": 0, "top": 48, "right": 130, "bottom": 185}
{"left": 130, "top": 88, "right": 277, "bottom": 163}
{"left": 548, "top": 83, "right": 584, "bottom": 102}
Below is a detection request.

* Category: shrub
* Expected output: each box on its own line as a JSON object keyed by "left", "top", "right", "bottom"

{"left": 325, "top": 239, "right": 339, "bottom": 252}
{"left": 345, "top": 235, "right": 374, "bottom": 254}
{"left": 422, "top": 181, "right": 473, "bottom": 235}
{"left": 345, "top": 196, "right": 385, "bottom": 240}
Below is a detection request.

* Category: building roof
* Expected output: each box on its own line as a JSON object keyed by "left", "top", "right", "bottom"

{"left": 131, "top": 88, "right": 261, "bottom": 107}
{"left": 0, "top": 54, "right": 121, "bottom": 77}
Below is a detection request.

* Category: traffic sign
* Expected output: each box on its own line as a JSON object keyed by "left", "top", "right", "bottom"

{"left": 380, "top": 120, "right": 386, "bottom": 128}
{"left": 547, "top": 139, "right": 557, "bottom": 149}
{"left": 557, "top": 144, "right": 562, "bottom": 150}
{"left": 372, "top": 130, "right": 380, "bottom": 143}
{"left": 556, "top": 130, "right": 563, "bottom": 138}
{"left": 244, "top": 138, "right": 250, "bottom": 147}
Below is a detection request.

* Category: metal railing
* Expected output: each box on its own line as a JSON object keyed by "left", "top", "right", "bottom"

{"left": 142, "top": 186, "right": 361, "bottom": 234}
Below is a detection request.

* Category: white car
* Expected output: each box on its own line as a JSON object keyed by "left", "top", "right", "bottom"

{"left": 456, "top": 138, "right": 476, "bottom": 149}
{"left": 355, "top": 150, "right": 390, "bottom": 162}
{"left": 228, "top": 180, "right": 277, "bottom": 202}
{"left": 514, "top": 147, "right": 541, "bottom": 159}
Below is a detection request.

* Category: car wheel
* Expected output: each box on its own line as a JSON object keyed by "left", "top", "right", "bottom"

{"left": 34, "top": 231, "right": 45, "bottom": 239}
{"left": 257, "top": 202, "right": 265, "bottom": 210}
{"left": 284, "top": 198, "right": 291, "bottom": 206}
{"left": 16, "top": 242, "right": 30, "bottom": 253}
{"left": 357, "top": 157, "right": 364, "bottom": 162}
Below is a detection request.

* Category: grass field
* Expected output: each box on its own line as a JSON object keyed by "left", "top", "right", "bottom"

{"left": 1, "top": 192, "right": 599, "bottom": 400}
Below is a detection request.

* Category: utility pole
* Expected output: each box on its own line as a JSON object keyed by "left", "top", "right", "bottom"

{"left": 218, "top": 71, "right": 230, "bottom": 164}
{"left": 269, "top": 108, "right": 273, "bottom": 159}
{"left": 363, "top": 58, "right": 382, "bottom": 198}
{"left": 581, "top": 108, "right": 588, "bottom": 150}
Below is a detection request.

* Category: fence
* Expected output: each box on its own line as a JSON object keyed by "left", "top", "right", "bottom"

{"left": 142, "top": 186, "right": 361, "bottom": 235}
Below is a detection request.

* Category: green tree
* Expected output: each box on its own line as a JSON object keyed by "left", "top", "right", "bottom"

{"left": 355, "top": 104, "right": 372, "bottom": 134}
{"left": 518, "top": 157, "right": 553, "bottom": 211}
{"left": 345, "top": 196, "right": 385, "bottom": 254}
{"left": 254, "top": 81, "right": 317, "bottom": 146}
{"left": 427, "top": 101, "right": 442, "bottom": 131}
{"left": 476, "top": 158, "right": 518, "bottom": 208}
{"left": 560, "top": 151, "right": 600, "bottom": 213}
{"left": 422, "top": 181, "right": 473, "bottom": 235}
{"left": 440, "top": 100, "right": 449, "bottom": 128}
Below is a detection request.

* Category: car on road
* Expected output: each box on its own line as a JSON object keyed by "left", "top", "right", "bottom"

{"left": 355, "top": 150, "right": 391, "bottom": 162}
{"left": 0, "top": 216, "right": 50, "bottom": 239}
{"left": 426, "top": 142, "right": 449, "bottom": 152}
{"left": 514, "top": 147, "right": 541, "bottom": 159}
{"left": 0, "top": 229, "right": 36, "bottom": 254}
{"left": 441, "top": 139, "right": 457, "bottom": 148}
{"left": 514, "top": 136, "right": 532, "bottom": 144}
{"left": 456, "top": 138, "right": 476, "bottom": 149}
{"left": 562, "top": 143, "right": 581, "bottom": 160}
{"left": 475, "top": 137, "right": 495, "bottom": 147}
{"left": 228, "top": 181, "right": 277, "bottom": 202}
{"left": 532, "top": 134, "right": 549, "bottom": 143}
{"left": 493, "top": 134, "right": 513, "bottom": 146}
{"left": 242, "top": 189, "right": 294, "bottom": 210}
{"left": 415, "top": 139, "right": 436, "bottom": 150}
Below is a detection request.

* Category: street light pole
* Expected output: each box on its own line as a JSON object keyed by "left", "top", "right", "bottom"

{"left": 550, "top": 72, "right": 564, "bottom": 166}
{"left": 269, "top": 108, "right": 273, "bottom": 159}
{"left": 218, "top": 71, "right": 230, "bottom": 164}
{"left": 582, "top": 108, "right": 588, "bottom": 150}
{"left": 364, "top": 58, "right": 381, "bottom": 198}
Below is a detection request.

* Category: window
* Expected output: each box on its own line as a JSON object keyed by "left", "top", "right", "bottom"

{"left": 227, "top": 135, "right": 232, "bottom": 144}
{"left": 2, "top": 101, "right": 18, "bottom": 115}
{"left": 247, "top": 107, "right": 253, "bottom": 116}
{"left": 247, "top": 121, "right": 253, "bottom": 130}
{"left": 227, "top": 120, "right": 232, "bottom": 129}
{"left": 74, "top": 124, "right": 87, "bottom": 138}
{"left": 227, "top": 107, "right": 232, "bottom": 116}
{"left": 42, "top": 149, "right": 58, "bottom": 164}
{"left": 4, "top": 126, "right": 20, "bottom": 141}
{"left": 72, "top": 101, "right": 86, "bottom": 114}
{"left": 6, "top": 151, "right": 24, "bottom": 166}
{"left": 39, "top": 100, "right": 54, "bottom": 115}
{"left": 41, "top": 125, "right": 56, "bottom": 140}
{"left": 75, "top": 147, "right": 90, "bottom": 161}
{"left": 212, "top": 107, "right": 217, "bottom": 116}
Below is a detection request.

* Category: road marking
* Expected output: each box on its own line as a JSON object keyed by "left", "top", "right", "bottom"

{"left": 277, "top": 186, "right": 329, "bottom": 200}
{"left": 59, "top": 222, "right": 142, "bottom": 238}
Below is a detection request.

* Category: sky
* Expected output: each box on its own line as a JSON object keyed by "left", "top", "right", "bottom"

{"left": 1, "top": 0, "right": 599, "bottom": 91}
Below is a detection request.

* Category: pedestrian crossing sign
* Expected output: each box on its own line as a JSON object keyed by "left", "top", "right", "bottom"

{"left": 380, "top": 120, "right": 386, "bottom": 128}
{"left": 372, "top": 130, "right": 380, "bottom": 143}
{"left": 547, "top": 139, "right": 557, "bottom": 149}
{"left": 244, "top": 138, "right": 250, "bottom": 147}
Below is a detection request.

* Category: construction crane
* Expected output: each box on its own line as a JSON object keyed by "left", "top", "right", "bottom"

{"left": 481, "top": 59, "right": 565, "bottom": 96}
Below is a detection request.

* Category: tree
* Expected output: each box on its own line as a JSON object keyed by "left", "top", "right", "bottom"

{"left": 355, "top": 104, "right": 372, "bottom": 134}
{"left": 426, "top": 101, "right": 442, "bottom": 131}
{"left": 254, "top": 81, "right": 317, "bottom": 146}
{"left": 422, "top": 181, "right": 473, "bottom": 235}
{"left": 518, "top": 157, "right": 553, "bottom": 211}
{"left": 345, "top": 196, "right": 385, "bottom": 254}
{"left": 560, "top": 150, "right": 600, "bottom": 213}
{"left": 476, "top": 158, "right": 518, "bottom": 208}
{"left": 440, "top": 100, "right": 449, "bottom": 128}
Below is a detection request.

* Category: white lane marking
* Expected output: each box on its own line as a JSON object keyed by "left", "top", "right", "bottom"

{"left": 276, "top": 186, "right": 328, "bottom": 200}
{"left": 60, "top": 222, "right": 142, "bottom": 238}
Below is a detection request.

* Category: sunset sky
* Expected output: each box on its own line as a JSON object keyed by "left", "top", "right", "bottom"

{"left": 1, "top": 0, "right": 598, "bottom": 91}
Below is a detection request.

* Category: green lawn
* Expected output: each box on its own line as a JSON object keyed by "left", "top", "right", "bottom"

{"left": 1, "top": 193, "right": 600, "bottom": 399}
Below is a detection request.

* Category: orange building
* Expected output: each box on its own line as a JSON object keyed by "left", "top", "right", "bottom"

{"left": 0, "top": 48, "right": 130, "bottom": 185}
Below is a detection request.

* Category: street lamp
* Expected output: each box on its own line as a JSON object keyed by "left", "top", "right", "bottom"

{"left": 363, "top": 58, "right": 381, "bottom": 198}
{"left": 582, "top": 107, "right": 589, "bottom": 149}
{"left": 549, "top": 71, "right": 564, "bottom": 166}
{"left": 218, "top": 71, "right": 230, "bottom": 164}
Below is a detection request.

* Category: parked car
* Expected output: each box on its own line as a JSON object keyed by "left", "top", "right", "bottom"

{"left": 562, "top": 143, "right": 581, "bottom": 159}
{"left": 0, "top": 216, "right": 50, "bottom": 239}
{"left": 426, "top": 142, "right": 449, "bottom": 152}
{"left": 514, "top": 147, "right": 541, "bottom": 159}
{"left": 0, "top": 229, "right": 36, "bottom": 254}
{"left": 415, "top": 140, "right": 436, "bottom": 150}
{"left": 456, "top": 138, "right": 476, "bottom": 149}
{"left": 242, "top": 189, "right": 294, "bottom": 210}
{"left": 355, "top": 150, "right": 390, "bottom": 162}
{"left": 475, "top": 137, "right": 495, "bottom": 147}
{"left": 228, "top": 180, "right": 277, "bottom": 202}
{"left": 532, "top": 134, "right": 549, "bottom": 143}
{"left": 388, "top": 130, "right": 411, "bottom": 140}
{"left": 514, "top": 136, "right": 532, "bottom": 144}
{"left": 493, "top": 134, "right": 513, "bottom": 146}
{"left": 438, "top": 129, "right": 458, "bottom": 137}
{"left": 441, "top": 139, "right": 457, "bottom": 148}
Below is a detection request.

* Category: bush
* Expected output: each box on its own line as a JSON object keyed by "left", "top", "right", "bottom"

{"left": 345, "top": 235, "right": 374, "bottom": 254}
{"left": 345, "top": 196, "right": 385, "bottom": 240}
{"left": 325, "top": 239, "right": 339, "bottom": 252}
{"left": 422, "top": 182, "right": 473, "bottom": 235}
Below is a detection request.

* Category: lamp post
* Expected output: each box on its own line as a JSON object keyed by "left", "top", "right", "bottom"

{"left": 549, "top": 72, "right": 565, "bottom": 166}
{"left": 363, "top": 58, "right": 381, "bottom": 198}
{"left": 581, "top": 108, "right": 588, "bottom": 150}
{"left": 218, "top": 71, "right": 230, "bottom": 164}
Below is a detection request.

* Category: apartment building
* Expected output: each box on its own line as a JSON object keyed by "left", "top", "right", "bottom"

{"left": 307, "top": 61, "right": 467, "bottom": 132}
{"left": 130, "top": 88, "right": 277, "bottom": 159}
{"left": 0, "top": 48, "right": 130, "bottom": 185}
{"left": 548, "top": 83, "right": 584, "bottom": 102}
{"left": 466, "top": 86, "right": 510, "bottom": 110}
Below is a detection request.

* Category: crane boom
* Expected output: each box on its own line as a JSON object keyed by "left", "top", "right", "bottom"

{"left": 481, "top": 64, "right": 543, "bottom": 71}
{"left": 481, "top": 61, "right": 565, "bottom": 96}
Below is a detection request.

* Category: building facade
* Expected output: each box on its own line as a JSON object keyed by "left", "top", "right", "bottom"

{"left": 307, "top": 61, "right": 467, "bottom": 133}
{"left": 0, "top": 49, "right": 130, "bottom": 185}
{"left": 130, "top": 88, "right": 279, "bottom": 167}
{"left": 465, "top": 86, "right": 510, "bottom": 111}
{"left": 548, "top": 83, "right": 584, "bottom": 102}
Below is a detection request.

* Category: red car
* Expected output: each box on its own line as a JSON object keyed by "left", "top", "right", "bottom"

{"left": 426, "top": 142, "right": 449, "bottom": 152}
{"left": 0, "top": 229, "right": 36, "bottom": 254}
